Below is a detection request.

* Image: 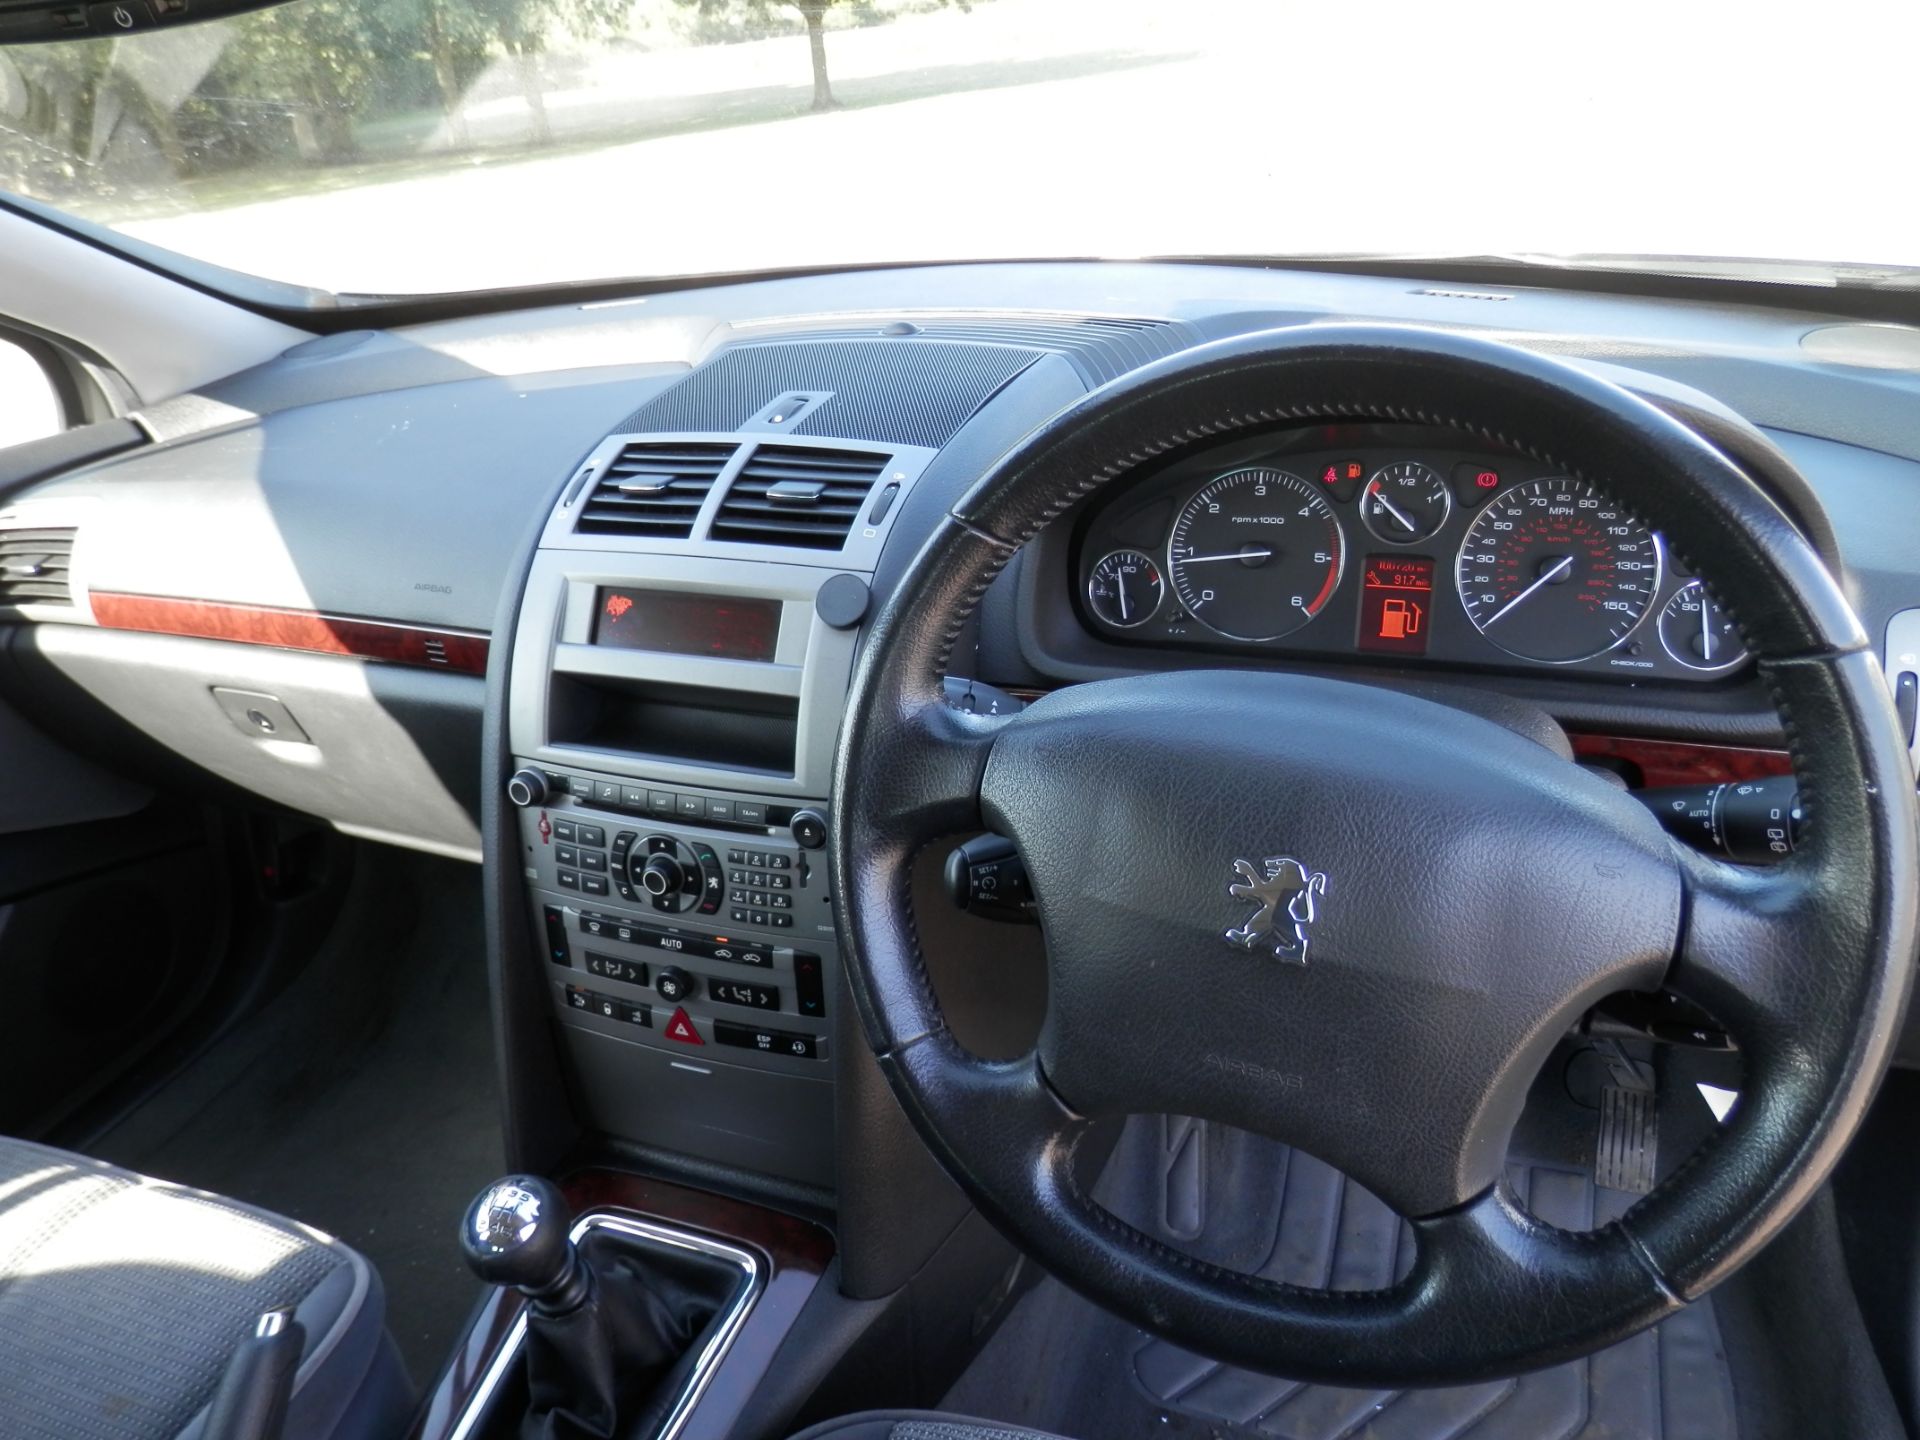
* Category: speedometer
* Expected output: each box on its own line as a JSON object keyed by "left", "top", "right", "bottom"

{"left": 1455, "top": 478, "right": 1661, "bottom": 663}
{"left": 1168, "top": 468, "right": 1345, "bottom": 641}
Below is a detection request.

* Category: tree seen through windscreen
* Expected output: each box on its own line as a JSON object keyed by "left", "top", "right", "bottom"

{"left": 0, "top": 0, "right": 949, "bottom": 200}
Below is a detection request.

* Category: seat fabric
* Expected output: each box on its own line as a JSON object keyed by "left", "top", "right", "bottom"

{"left": 789, "top": 1411, "right": 1073, "bottom": 1440}
{"left": 0, "top": 1135, "right": 408, "bottom": 1440}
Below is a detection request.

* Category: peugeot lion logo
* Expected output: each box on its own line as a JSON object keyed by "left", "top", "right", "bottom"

{"left": 1224, "top": 857, "right": 1328, "bottom": 964}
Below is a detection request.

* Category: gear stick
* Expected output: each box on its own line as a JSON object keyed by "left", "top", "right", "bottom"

{"left": 463, "top": 1176, "right": 591, "bottom": 1313}
{"left": 462, "top": 1176, "right": 628, "bottom": 1440}
{"left": 461, "top": 1176, "right": 733, "bottom": 1440}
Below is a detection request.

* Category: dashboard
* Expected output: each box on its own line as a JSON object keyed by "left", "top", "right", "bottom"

{"left": 3, "top": 256, "right": 1920, "bottom": 1193}
{"left": 1073, "top": 426, "right": 1743, "bottom": 683}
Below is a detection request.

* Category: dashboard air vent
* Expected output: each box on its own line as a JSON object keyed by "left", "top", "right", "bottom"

{"left": 575, "top": 442, "right": 737, "bottom": 539}
{"left": 0, "top": 527, "right": 76, "bottom": 607}
{"left": 711, "top": 446, "right": 890, "bottom": 550}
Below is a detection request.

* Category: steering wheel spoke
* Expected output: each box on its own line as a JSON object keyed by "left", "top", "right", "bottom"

{"left": 1666, "top": 841, "right": 1831, "bottom": 1046}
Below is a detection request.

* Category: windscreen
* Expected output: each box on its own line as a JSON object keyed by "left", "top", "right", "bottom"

{"left": 1, "top": 0, "right": 1914, "bottom": 295}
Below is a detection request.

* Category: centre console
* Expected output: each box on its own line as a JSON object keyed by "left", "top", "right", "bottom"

{"left": 504, "top": 429, "right": 935, "bottom": 1191}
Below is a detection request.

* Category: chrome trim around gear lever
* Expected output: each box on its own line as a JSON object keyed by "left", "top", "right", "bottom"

{"left": 447, "top": 1210, "right": 763, "bottom": 1440}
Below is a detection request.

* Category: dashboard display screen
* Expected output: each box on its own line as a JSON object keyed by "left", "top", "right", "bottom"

{"left": 1356, "top": 554, "right": 1434, "bottom": 656}
{"left": 593, "top": 589, "right": 781, "bottom": 663}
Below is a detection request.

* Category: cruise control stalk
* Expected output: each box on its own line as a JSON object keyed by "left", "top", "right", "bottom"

{"left": 945, "top": 834, "right": 1037, "bottom": 921}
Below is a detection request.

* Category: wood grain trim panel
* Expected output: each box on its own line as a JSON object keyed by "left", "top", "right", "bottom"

{"left": 89, "top": 592, "right": 490, "bottom": 676}
{"left": 1567, "top": 732, "right": 1793, "bottom": 788}
{"left": 408, "top": 1169, "right": 834, "bottom": 1440}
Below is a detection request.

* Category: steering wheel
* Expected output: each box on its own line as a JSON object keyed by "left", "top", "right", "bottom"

{"left": 827, "top": 326, "right": 1918, "bottom": 1386}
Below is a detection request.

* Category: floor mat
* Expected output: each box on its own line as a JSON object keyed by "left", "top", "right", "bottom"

{"left": 87, "top": 850, "right": 503, "bottom": 1388}
{"left": 943, "top": 1114, "right": 1738, "bottom": 1440}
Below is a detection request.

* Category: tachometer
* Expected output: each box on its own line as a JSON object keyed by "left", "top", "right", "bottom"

{"left": 1455, "top": 478, "right": 1660, "bottom": 663}
{"left": 1168, "top": 468, "right": 1345, "bottom": 642}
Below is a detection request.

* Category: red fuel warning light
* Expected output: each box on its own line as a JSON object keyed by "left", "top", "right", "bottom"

{"left": 1357, "top": 553, "right": 1435, "bottom": 656}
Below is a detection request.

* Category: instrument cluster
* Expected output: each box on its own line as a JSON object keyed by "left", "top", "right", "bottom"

{"left": 1073, "top": 431, "right": 1748, "bottom": 682}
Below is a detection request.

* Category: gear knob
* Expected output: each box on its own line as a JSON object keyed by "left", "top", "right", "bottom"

{"left": 460, "top": 1175, "right": 589, "bottom": 1313}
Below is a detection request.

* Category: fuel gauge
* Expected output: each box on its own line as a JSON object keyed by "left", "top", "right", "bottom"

{"left": 1361, "top": 462, "right": 1452, "bottom": 545}
{"left": 1087, "top": 549, "right": 1164, "bottom": 629}
{"left": 1658, "top": 580, "right": 1748, "bottom": 673}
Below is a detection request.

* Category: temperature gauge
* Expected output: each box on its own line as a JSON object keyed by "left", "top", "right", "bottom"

{"left": 1087, "top": 549, "right": 1165, "bottom": 629}
{"left": 1658, "top": 580, "right": 1747, "bottom": 672}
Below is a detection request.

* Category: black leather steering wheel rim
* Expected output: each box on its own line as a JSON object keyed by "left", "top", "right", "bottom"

{"left": 828, "top": 325, "right": 1919, "bottom": 1386}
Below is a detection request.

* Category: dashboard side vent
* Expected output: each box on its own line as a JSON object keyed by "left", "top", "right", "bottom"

{"left": 574, "top": 442, "right": 737, "bottom": 539}
{"left": 711, "top": 446, "right": 890, "bottom": 550}
{"left": 0, "top": 527, "right": 76, "bottom": 607}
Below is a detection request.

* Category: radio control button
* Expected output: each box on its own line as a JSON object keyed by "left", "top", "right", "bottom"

{"left": 727, "top": 849, "right": 747, "bottom": 864}
{"left": 735, "top": 802, "right": 769, "bottom": 826}
{"left": 766, "top": 874, "right": 790, "bottom": 890}
{"left": 729, "top": 908, "right": 751, "bottom": 925}
{"left": 706, "top": 798, "right": 735, "bottom": 821}
{"left": 676, "top": 795, "right": 705, "bottom": 818}
{"left": 649, "top": 790, "right": 677, "bottom": 817}
{"left": 594, "top": 781, "right": 621, "bottom": 806}
{"left": 621, "top": 786, "right": 647, "bottom": 809}
{"left": 557, "top": 870, "right": 581, "bottom": 890}
{"left": 746, "top": 851, "right": 769, "bottom": 868}
{"left": 552, "top": 820, "right": 577, "bottom": 843}
{"left": 576, "top": 824, "right": 606, "bottom": 848}
{"left": 582, "top": 875, "right": 610, "bottom": 896}
{"left": 555, "top": 845, "right": 578, "bottom": 867}
{"left": 789, "top": 811, "right": 827, "bottom": 850}
{"left": 766, "top": 854, "right": 791, "bottom": 871}
{"left": 571, "top": 776, "right": 598, "bottom": 799}
{"left": 578, "top": 851, "right": 608, "bottom": 873}
{"left": 771, "top": 914, "right": 792, "bottom": 928}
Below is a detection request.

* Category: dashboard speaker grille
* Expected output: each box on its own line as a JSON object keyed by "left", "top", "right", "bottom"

{"left": 765, "top": 312, "right": 1202, "bottom": 385}
{"left": 575, "top": 442, "right": 737, "bottom": 539}
{"left": 710, "top": 445, "right": 890, "bottom": 550}
{"left": 613, "top": 341, "right": 1040, "bottom": 449}
{"left": 0, "top": 527, "right": 76, "bottom": 607}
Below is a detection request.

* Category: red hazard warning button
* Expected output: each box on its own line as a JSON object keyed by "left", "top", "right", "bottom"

{"left": 663, "top": 1008, "right": 703, "bottom": 1045}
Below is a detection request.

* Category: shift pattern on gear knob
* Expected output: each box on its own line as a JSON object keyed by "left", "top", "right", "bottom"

{"left": 460, "top": 1174, "right": 590, "bottom": 1313}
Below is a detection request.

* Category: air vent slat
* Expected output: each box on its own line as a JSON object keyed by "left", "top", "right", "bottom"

{"left": 0, "top": 526, "right": 76, "bottom": 608}
{"left": 574, "top": 442, "right": 736, "bottom": 540}
{"left": 710, "top": 445, "right": 891, "bottom": 551}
